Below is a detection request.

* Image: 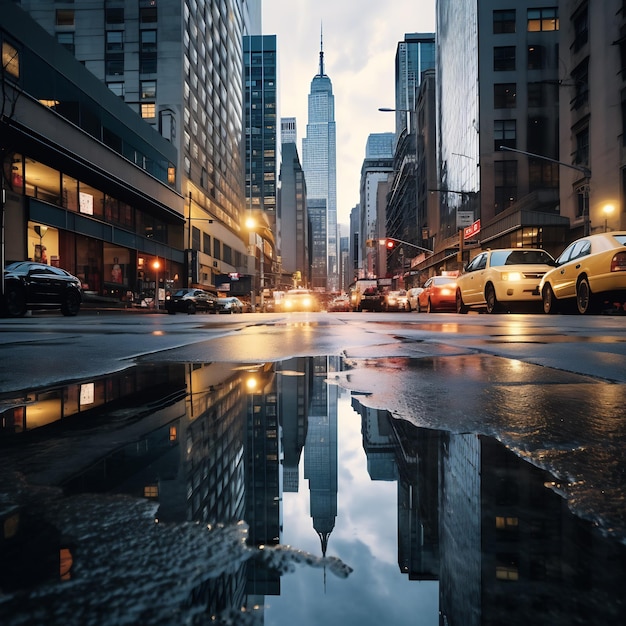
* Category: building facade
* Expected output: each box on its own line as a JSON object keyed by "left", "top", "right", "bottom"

{"left": 19, "top": 0, "right": 254, "bottom": 297}
{"left": 1, "top": 2, "right": 183, "bottom": 306}
{"left": 302, "top": 38, "right": 337, "bottom": 292}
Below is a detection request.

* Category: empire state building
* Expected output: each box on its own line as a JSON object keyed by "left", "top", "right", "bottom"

{"left": 302, "top": 34, "right": 338, "bottom": 292}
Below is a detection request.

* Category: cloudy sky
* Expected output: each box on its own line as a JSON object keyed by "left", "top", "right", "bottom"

{"left": 262, "top": 0, "right": 436, "bottom": 230}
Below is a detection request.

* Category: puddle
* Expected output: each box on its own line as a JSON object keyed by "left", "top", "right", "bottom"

{"left": 0, "top": 357, "right": 625, "bottom": 625}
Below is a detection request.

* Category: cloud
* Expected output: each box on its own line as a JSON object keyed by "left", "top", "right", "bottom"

{"left": 263, "top": 0, "right": 436, "bottom": 227}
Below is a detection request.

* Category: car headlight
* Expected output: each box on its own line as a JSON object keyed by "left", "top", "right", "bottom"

{"left": 501, "top": 272, "right": 522, "bottom": 282}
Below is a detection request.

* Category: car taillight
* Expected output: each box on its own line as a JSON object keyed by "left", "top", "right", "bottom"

{"left": 610, "top": 252, "right": 626, "bottom": 272}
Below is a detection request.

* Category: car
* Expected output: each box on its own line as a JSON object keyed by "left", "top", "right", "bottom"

{"left": 279, "top": 289, "right": 320, "bottom": 312}
{"left": 327, "top": 294, "right": 352, "bottom": 312}
{"left": 406, "top": 287, "right": 424, "bottom": 311}
{"left": 216, "top": 296, "right": 244, "bottom": 314}
{"left": 357, "top": 285, "right": 384, "bottom": 312}
{"left": 165, "top": 288, "right": 217, "bottom": 314}
{"left": 383, "top": 290, "right": 409, "bottom": 311}
{"left": 417, "top": 276, "right": 457, "bottom": 312}
{"left": 539, "top": 232, "right": 626, "bottom": 315}
{"left": 455, "top": 248, "right": 556, "bottom": 314}
{"left": 2, "top": 261, "right": 82, "bottom": 317}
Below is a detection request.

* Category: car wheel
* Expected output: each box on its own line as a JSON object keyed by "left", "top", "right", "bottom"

{"left": 485, "top": 283, "right": 499, "bottom": 314}
{"left": 542, "top": 284, "right": 559, "bottom": 314}
{"left": 186, "top": 302, "right": 196, "bottom": 314}
{"left": 4, "top": 284, "right": 27, "bottom": 317}
{"left": 61, "top": 290, "right": 81, "bottom": 316}
{"left": 456, "top": 289, "right": 469, "bottom": 314}
{"left": 576, "top": 277, "right": 597, "bottom": 315}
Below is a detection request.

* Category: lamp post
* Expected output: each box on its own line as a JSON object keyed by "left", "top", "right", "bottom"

{"left": 603, "top": 204, "right": 615, "bottom": 232}
{"left": 246, "top": 216, "right": 274, "bottom": 312}
{"left": 153, "top": 258, "right": 160, "bottom": 310}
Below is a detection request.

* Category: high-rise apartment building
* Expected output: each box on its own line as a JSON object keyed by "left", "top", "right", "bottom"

{"left": 302, "top": 37, "right": 337, "bottom": 292}
{"left": 20, "top": 0, "right": 256, "bottom": 294}
{"left": 244, "top": 35, "right": 277, "bottom": 217}
{"left": 278, "top": 141, "right": 309, "bottom": 286}
{"left": 394, "top": 33, "right": 435, "bottom": 142}
{"left": 435, "top": 1, "right": 569, "bottom": 262}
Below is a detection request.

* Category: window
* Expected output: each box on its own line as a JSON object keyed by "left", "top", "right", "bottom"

{"left": 527, "top": 45, "right": 546, "bottom": 70}
{"left": 529, "top": 159, "right": 559, "bottom": 190}
{"left": 213, "top": 238, "right": 221, "bottom": 260}
{"left": 571, "top": 58, "right": 589, "bottom": 109}
{"left": 494, "top": 46, "right": 516, "bottom": 71}
{"left": 575, "top": 125, "right": 589, "bottom": 166}
{"left": 573, "top": 5, "right": 589, "bottom": 52}
{"left": 494, "top": 160, "right": 518, "bottom": 213}
{"left": 105, "top": 8, "right": 124, "bottom": 24}
{"left": 55, "top": 9, "right": 74, "bottom": 26}
{"left": 57, "top": 32, "right": 75, "bottom": 54}
{"left": 528, "top": 8, "right": 559, "bottom": 32}
{"left": 106, "top": 31, "right": 123, "bottom": 52}
{"left": 494, "top": 119, "right": 516, "bottom": 150}
{"left": 203, "top": 232, "right": 211, "bottom": 254}
{"left": 141, "top": 103, "right": 156, "bottom": 119}
{"left": 2, "top": 41, "right": 19, "bottom": 79}
{"left": 140, "top": 30, "right": 157, "bottom": 73}
{"left": 107, "top": 82, "right": 124, "bottom": 98}
{"left": 493, "top": 10, "right": 515, "bottom": 34}
{"left": 140, "top": 80, "right": 156, "bottom": 99}
{"left": 140, "top": 7, "right": 157, "bottom": 23}
{"left": 494, "top": 83, "right": 517, "bottom": 108}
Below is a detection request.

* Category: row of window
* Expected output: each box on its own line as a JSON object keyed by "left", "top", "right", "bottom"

{"left": 493, "top": 82, "right": 559, "bottom": 109}
{"left": 493, "top": 45, "right": 556, "bottom": 72}
{"left": 11, "top": 154, "right": 179, "bottom": 247}
{"left": 493, "top": 7, "right": 559, "bottom": 34}
{"left": 55, "top": 6, "right": 158, "bottom": 27}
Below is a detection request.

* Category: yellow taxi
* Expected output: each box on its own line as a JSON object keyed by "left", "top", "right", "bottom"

{"left": 456, "top": 248, "right": 555, "bottom": 314}
{"left": 539, "top": 232, "right": 626, "bottom": 314}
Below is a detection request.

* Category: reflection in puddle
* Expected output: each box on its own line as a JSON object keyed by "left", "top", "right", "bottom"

{"left": 0, "top": 357, "right": 625, "bottom": 625}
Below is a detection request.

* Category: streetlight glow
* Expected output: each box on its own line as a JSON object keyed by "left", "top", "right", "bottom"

{"left": 603, "top": 204, "right": 615, "bottom": 232}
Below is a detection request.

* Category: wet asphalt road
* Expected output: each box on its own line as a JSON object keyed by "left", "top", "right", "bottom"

{"left": 0, "top": 308, "right": 625, "bottom": 394}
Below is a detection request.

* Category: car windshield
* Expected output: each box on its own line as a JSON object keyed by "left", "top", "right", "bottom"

{"left": 490, "top": 249, "right": 554, "bottom": 266}
{"left": 433, "top": 276, "right": 454, "bottom": 285}
{"left": 613, "top": 235, "right": 626, "bottom": 245}
{"left": 173, "top": 289, "right": 191, "bottom": 297}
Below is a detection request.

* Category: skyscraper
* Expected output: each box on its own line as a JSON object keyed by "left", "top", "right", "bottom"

{"left": 302, "top": 33, "right": 337, "bottom": 292}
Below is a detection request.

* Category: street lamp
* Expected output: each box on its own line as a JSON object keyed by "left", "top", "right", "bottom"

{"left": 603, "top": 204, "right": 615, "bottom": 232}
{"left": 153, "top": 258, "right": 160, "bottom": 310}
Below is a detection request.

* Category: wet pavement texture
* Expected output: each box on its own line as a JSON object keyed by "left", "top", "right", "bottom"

{"left": 1, "top": 353, "right": 625, "bottom": 625}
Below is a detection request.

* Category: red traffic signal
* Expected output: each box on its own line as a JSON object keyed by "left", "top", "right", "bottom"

{"left": 385, "top": 239, "right": 395, "bottom": 249}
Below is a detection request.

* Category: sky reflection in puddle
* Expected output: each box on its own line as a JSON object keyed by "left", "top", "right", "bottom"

{"left": 0, "top": 356, "right": 624, "bottom": 625}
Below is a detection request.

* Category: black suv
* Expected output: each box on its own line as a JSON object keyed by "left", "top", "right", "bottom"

{"left": 2, "top": 261, "right": 82, "bottom": 317}
{"left": 165, "top": 288, "right": 217, "bottom": 314}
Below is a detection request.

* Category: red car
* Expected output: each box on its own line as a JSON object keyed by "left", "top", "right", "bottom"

{"left": 417, "top": 276, "right": 457, "bottom": 312}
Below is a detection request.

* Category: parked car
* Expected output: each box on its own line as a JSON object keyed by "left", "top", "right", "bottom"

{"left": 2, "top": 261, "right": 82, "bottom": 317}
{"left": 216, "top": 296, "right": 244, "bottom": 314}
{"left": 406, "top": 287, "right": 424, "bottom": 311}
{"left": 165, "top": 288, "right": 217, "bottom": 314}
{"left": 539, "top": 232, "right": 626, "bottom": 315}
{"left": 327, "top": 294, "right": 352, "bottom": 312}
{"left": 417, "top": 276, "right": 457, "bottom": 312}
{"left": 383, "top": 290, "right": 409, "bottom": 311}
{"left": 456, "top": 248, "right": 556, "bottom": 314}
{"left": 279, "top": 289, "right": 320, "bottom": 312}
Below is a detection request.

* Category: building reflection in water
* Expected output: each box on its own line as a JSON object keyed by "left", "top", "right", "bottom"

{"left": 1, "top": 357, "right": 625, "bottom": 624}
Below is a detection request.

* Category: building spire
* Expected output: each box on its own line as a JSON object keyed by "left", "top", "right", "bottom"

{"left": 319, "top": 23, "right": 325, "bottom": 76}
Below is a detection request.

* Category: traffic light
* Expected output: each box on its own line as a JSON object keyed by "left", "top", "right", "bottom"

{"left": 385, "top": 239, "right": 395, "bottom": 249}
